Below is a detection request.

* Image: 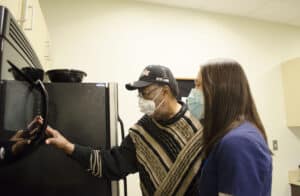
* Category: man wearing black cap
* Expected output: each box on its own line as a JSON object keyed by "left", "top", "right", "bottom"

{"left": 44, "top": 65, "right": 204, "bottom": 195}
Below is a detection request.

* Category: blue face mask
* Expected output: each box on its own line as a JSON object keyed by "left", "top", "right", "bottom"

{"left": 187, "top": 88, "right": 205, "bottom": 120}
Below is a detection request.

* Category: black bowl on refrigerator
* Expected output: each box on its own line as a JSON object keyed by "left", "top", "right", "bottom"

{"left": 46, "top": 69, "right": 87, "bottom": 83}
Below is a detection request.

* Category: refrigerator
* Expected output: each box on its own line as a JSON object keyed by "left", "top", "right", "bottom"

{"left": 0, "top": 81, "right": 120, "bottom": 196}
{"left": 0, "top": 5, "right": 120, "bottom": 196}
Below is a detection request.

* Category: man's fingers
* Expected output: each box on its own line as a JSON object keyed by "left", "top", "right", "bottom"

{"left": 36, "top": 115, "right": 43, "bottom": 120}
{"left": 45, "top": 138, "right": 57, "bottom": 145}
{"left": 12, "top": 139, "right": 31, "bottom": 155}
{"left": 27, "top": 116, "right": 42, "bottom": 127}
{"left": 45, "top": 126, "right": 58, "bottom": 137}
{"left": 10, "top": 130, "right": 24, "bottom": 141}
{"left": 24, "top": 139, "right": 31, "bottom": 144}
{"left": 37, "top": 118, "right": 43, "bottom": 124}
{"left": 29, "top": 127, "right": 39, "bottom": 135}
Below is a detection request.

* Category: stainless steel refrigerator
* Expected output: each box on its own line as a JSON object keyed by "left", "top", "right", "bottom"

{"left": 0, "top": 81, "right": 119, "bottom": 196}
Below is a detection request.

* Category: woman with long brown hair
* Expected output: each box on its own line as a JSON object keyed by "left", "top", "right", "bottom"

{"left": 187, "top": 59, "right": 272, "bottom": 196}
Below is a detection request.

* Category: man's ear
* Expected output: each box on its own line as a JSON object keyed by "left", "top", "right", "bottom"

{"left": 162, "top": 85, "right": 171, "bottom": 96}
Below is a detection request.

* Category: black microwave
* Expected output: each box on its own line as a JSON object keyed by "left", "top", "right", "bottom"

{"left": 0, "top": 6, "right": 43, "bottom": 80}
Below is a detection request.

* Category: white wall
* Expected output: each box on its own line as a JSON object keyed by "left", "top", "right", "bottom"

{"left": 40, "top": 0, "right": 300, "bottom": 195}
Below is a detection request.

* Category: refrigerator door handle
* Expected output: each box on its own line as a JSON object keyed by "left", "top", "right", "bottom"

{"left": 33, "top": 80, "right": 48, "bottom": 144}
{"left": 6, "top": 60, "right": 49, "bottom": 145}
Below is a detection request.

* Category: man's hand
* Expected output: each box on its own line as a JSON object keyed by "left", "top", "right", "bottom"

{"left": 35, "top": 116, "right": 75, "bottom": 155}
{"left": 27, "top": 116, "right": 43, "bottom": 131}
{"left": 45, "top": 126, "right": 74, "bottom": 155}
{"left": 8, "top": 115, "right": 43, "bottom": 156}
{"left": 9, "top": 130, "right": 31, "bottom": 155}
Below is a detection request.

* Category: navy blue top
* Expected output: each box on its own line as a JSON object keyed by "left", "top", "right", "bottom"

{"left": 196, "top": 122, "right": 272, "bottom": 196}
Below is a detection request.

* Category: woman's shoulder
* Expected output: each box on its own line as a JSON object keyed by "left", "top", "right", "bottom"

{"left": 216, "top": 122, "right": 269, "bottom": 157}
{"left": 222, "top": 122, "right": 263, "bottom": 143}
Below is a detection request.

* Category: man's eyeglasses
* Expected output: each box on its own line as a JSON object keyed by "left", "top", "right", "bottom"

{"left": 138, "top": 87, "right": 160, "bottom": 98}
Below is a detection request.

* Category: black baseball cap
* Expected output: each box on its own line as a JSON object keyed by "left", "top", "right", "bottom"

{"left": 126, "top": 65, "right": 179, "bottom": 97}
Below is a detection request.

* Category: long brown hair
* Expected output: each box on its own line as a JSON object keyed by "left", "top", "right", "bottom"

{"left": 200, "top": 59, "right": 270, "bottom": 157}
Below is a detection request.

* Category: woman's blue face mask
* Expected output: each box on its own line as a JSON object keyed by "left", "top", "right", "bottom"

{"left": 187, "top": 88, "right": 205, "bottom": 120}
